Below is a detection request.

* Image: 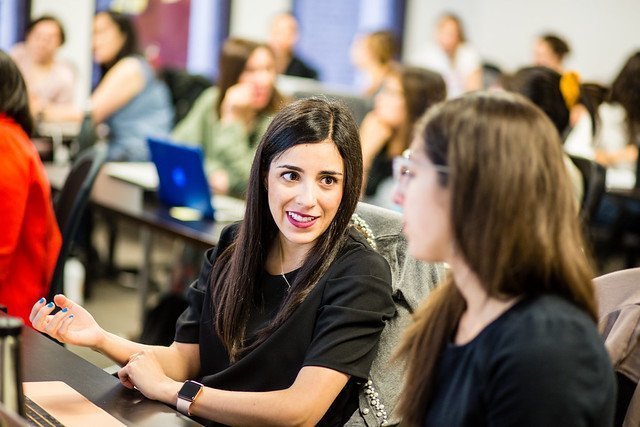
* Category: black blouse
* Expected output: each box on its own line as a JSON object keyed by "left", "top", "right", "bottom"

{"left": 423, "top": 295, "right": 615, "bottom": 427}
{"left": 175, "top": 224, "right": 395, "bottom": 426}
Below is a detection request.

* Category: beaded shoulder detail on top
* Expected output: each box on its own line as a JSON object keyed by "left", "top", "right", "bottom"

{"left": 350, "top": 213, "right": 377, "bottom": 251}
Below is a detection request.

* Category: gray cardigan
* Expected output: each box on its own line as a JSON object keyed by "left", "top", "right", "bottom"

{"left": 346, "top": 203, "right": 445, "bottom": 426}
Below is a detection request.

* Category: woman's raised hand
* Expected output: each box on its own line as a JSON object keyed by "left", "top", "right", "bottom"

{"left": 29, "top": 294, "right": 106, "bottom": 348}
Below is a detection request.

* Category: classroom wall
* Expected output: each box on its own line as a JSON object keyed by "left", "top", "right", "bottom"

{"left": 403, "top": 0, "right": 640, "bottom": 84}
{"left": 229, "top": 0, "right": 290, "bottom": 40}
{"left": 30, "top": 0, "right": 94, "bottom": 107}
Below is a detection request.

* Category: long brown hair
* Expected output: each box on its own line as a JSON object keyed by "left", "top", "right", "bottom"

{"left": 215, "top": 38, "right": 283, "bottom": 117}
{"left": 397, "top": 92, "right": 597, "bottom": 425}
{"left": 383, "top": 65, "right": 446, "bottom": 159}
{"left": 210, "top": 98, "right": 362, "bottom": 361}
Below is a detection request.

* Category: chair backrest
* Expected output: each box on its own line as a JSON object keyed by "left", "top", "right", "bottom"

{"left": 594, "top": 268, "right": 640, "bottom": 427}
{"left": 346, "top": 202, "right": 445, "bottom": 426}
{"left": 293, "top": 90, "right": 372, "bottom": 125}
{"left": 569, "top": 154, "right": 607, "bottom": 224}
{"left": 158, "top": 68, "right": 213, "bottom": 125}
{"left": 48, "top": 145, "right": 108, "bottom": 301}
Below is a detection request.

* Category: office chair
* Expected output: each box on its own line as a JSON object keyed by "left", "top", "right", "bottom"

{"left": 48, "top": 145, "right": 108, "bottom": 302}
{"left": 569, "top": 154, "right": 607, "bottom": 225}
{"left": 293, "top": 90, "right": 372, "bottom": 125}
{"left": 595, "top": 268, "right": 640, "bottom": 427}
{"left": 346, "top": 202, "right": 445, "bottom": 426}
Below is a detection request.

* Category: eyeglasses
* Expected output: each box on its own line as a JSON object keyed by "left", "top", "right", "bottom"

{"left": 392, "top": 149, "right": 449, "bottom": 185}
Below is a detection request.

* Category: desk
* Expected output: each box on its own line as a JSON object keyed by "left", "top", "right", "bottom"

{"left": 22, "top": 323, "right": 201, "bottom": 426}
{"left": 45, "top": 163, "right": 245, "bottom": 320}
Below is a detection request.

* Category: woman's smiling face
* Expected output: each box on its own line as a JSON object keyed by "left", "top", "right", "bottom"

{"left": 267, "top": 140, "right": 345, "bottom": 254}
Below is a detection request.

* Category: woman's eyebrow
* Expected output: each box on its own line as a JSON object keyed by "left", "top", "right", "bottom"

{"left": 276, "top": 165, "right": 343, "bottom": 176}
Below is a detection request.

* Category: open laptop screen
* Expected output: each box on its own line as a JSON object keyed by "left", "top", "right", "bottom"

{"left": 147, "top": 137, "right": 215, "bottom": 219}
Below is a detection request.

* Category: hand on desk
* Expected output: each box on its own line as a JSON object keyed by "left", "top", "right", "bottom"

{"left": 118, "top": 350, "right": 180, "bottom": 403}
{"left": 30, "top": 294, "right": 106, "bottom": 348}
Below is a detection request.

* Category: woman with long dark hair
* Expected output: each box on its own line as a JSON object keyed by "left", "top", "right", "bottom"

{"left": 393, "top": 92, "right": 615, "bottom": 426}
{"left": 173, "top": 38, "right": 285, "bottom": 197}
{"left": 0, "top": 49, "right": 61, "bottom": 323}
{"left": 31, "top": 97, "right": 394, "bottom": 425}
{"left": 42, "top": 11, "right": 173, "bottom": 161}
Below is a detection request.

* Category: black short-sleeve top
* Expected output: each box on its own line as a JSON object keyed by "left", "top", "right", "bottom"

{"left": 175, "top": 224, "right": 395, "bottom": 426}
{"left": 423, "top": 294, "right": 616, "bottom": 427}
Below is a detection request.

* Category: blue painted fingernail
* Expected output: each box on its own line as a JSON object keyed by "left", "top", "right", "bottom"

{"left": 46, "top": 302, "right": 54, "bottom": 308}
{"left": 38, "top": 297, "right": 45, "bottom": 304}
{"left": 69, "top": 314, "right": 74, "bottom": 319}
{"left": 62, "top": 307, "right": 68, "bottom": 313}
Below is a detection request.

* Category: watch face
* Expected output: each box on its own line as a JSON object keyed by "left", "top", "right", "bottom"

{"left": 179, "top": 381, "right": 203, "bottom": 400}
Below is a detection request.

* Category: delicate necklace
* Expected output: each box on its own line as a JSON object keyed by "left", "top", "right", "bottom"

{"left": 280, "top": 247, "right": 292, "bottom": 290}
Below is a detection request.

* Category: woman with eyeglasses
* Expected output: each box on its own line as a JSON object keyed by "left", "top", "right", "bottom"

{"left": 30, "top": 98, "right": 394, "bottom": 426}
{"left": 392, "top": 92, "right": 615, "bottom": 426}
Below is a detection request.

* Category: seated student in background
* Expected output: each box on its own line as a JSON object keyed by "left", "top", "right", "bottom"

{"left": 173, "top": 38, "right": 285, "bottom": 198}
{"left": 533, "top": 33, "right": 571, "bottom": 73}
{"left": 501, "top": 66, "right": 584, "bottom": 206}
{"left": 413, "top": 13, "right": 482, "bottom": 98}
{"left": 42, "top": 11, "right": 173, "bottom": 161}
{"left": 31, "top": 98, "right": 394, "bottom": 426}
{"left": 393, "top": 91, "right": 615, "bottom": 426}
{"left": 565, "top": 51, "right": 640, "bottom": 191}
{"left": 0, "top": 50, "right": 61, "bottom": 324}
{"left": 268, "top": 12, "right": 318, "bottom": 80}
{"left": 10, "top": 15, "right": 76, "bottom": 116}
{"left": 350, "top": 30, "right": 398, "bottom": 97}
{"left": 360, "top": 64, "right": 446, "bottom": 208}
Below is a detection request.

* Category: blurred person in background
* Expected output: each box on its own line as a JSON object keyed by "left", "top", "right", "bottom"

{"left": 42, "top": 10, "right": 173, "bottom": 161}
{"left": 502, "top": 66, "right": 585, "bottom": 206}
{"left": 268, "top": 12, "right": 318, "bottom": 80}
{"left": 0, "top": 50, "right": 61, "bottom": 324}
{"left": 414, "top": 13, "right": 482, "bottom": 98}
{"left": 173, "top": 38, "right": 285, "bottom": 198}
{"left": 11, "top": 15, "right": 76, "bottom": 118}
{"left": 350, "top": 30, "right": 398, "bottom": 97}
{"left": 533, "top": 33, "right": 571, "bottom": 73}
{"left": 360, "top": 64, "right": 446, "bottom": 208}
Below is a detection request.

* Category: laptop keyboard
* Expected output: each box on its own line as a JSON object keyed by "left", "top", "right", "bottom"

{"left": 25, "top": 395, "right": 64, "bottom": 427}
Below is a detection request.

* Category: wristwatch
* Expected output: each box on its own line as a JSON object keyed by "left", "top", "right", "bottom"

{"left": 176, "top": 380, "right": 204, "bottom": 416}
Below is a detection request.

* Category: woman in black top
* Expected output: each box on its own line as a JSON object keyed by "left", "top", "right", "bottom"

{"left": 30, "top": 98, "right": 395, "bottom": 425}
{"left": 360, "top": 65, "right": 446, "bottom": 205}
{"left": 392, "top": 92, "right": 615, "bottom": 426}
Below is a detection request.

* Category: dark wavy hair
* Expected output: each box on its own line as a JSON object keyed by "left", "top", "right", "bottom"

{"left": 96, "top": 11, "right": 140, "bottom": 76}
{"left": 504, "top": 66, "right": 569, "bottom": 135}
{"left": 210, "top": 97, "right": 362, "bottom": 361}
{"left": 609, "top": 51, "right": 640, "bottom": 146}
{"left": 0, "top": 50, "right": 33, "bottom": 135}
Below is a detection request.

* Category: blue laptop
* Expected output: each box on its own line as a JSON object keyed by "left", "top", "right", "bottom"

{"left": 147, "top": 137, "right": 215, "bottom": 219}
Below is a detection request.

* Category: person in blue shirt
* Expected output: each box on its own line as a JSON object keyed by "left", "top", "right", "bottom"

{"left": 42, "top": 11, "right": 173, "bottom": 161}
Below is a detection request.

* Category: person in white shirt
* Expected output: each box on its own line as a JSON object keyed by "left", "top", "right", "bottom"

{"left": 413, "top": 13, "right": 482, "bottom": 98}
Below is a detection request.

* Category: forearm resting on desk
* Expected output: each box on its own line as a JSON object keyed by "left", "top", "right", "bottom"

{"left": 126, "top": 365, "right": 349, "bottom": 426}
{"left": 97, "top": 333, "right": 199, "bottom": 380}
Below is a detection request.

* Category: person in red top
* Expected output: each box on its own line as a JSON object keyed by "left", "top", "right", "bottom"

{"left": 0, "top": 49, "right": 61, "bottom": 323}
